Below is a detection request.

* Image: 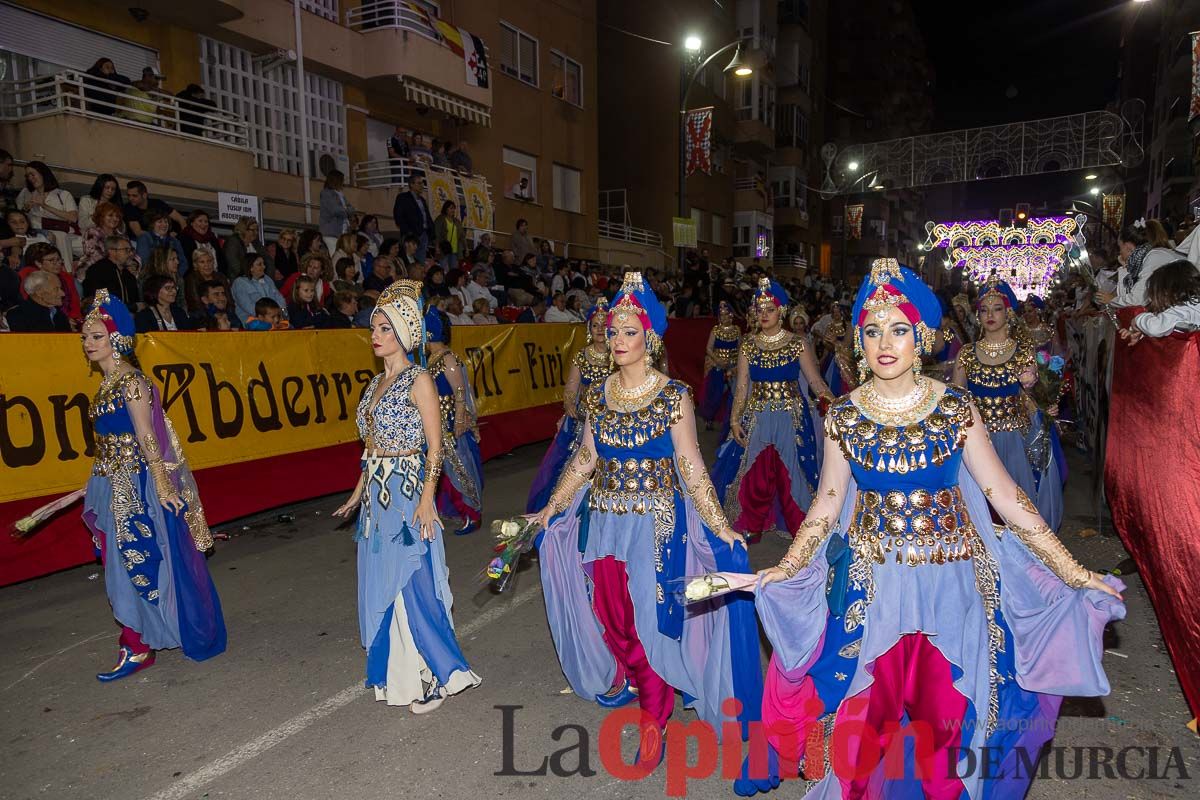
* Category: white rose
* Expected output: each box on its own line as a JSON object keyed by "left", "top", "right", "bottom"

{"left": 501, "top": 520, "right": 520, "bottom": 538}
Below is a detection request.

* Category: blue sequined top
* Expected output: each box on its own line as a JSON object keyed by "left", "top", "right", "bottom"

{"left": 356, "top": 367, "right": 426, "bottom": 452}
{"left": 958, "top": 341, "right": 1034, "bottom": 433}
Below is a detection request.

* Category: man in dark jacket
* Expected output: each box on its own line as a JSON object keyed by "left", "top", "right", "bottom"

{"left": 7, "top": 270, "right": 71, "bottom": 331}
{"left": 83, "top": 235, "right": 140, "bottom": 308}
{"left": 392, "top": 174, "right": 434, "bottom": 263}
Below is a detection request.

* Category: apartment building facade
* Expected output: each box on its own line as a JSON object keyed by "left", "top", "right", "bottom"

{"left": 0, "top": 0, "right": 600, "bottom": 255}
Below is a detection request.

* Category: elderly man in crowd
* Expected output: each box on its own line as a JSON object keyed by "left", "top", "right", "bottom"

{"left": 8, "top": 270, "right": 70, "bottom": 331}
{"left": 463, "top": 266, "right": 498, "bottom": 311}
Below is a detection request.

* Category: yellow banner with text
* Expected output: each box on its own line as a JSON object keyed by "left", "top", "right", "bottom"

{"left": 0, "top": 324, "right": 585, "bottom": 503}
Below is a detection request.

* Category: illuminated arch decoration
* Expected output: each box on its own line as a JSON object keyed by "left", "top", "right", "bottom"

{"left": 949, "top": 243, "right": 1068, "bottom": 301}
{"left": 926, "top": 216, "right": 1077, "bottom": 249}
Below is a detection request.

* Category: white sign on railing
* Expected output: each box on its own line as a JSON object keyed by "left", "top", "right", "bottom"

{"left": 218, "top": 192, "right": 261, "bottom": 227}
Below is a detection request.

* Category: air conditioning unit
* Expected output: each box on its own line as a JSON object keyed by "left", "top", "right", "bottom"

{"left": 308, "top": 149, "right": 351, "bottom": 181}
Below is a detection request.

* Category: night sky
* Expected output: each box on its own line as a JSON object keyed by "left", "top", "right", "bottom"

{"left": 912, "top": 0, "right": 1131, "bottom": 131}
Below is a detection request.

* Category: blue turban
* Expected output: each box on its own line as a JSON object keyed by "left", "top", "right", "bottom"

{"left": 754, "top": 277, "right": 790, "bottom": 309}
{"left": 976, "top": 279, "right": 1019, "bottom": 311}
{"left": 851, "top": 258, "right": 943, "bottom": 355}
{"left": 83, "top": 288, "right": 136, "bottom": 357}
{"left": 585, "top": 296, "right": 609, "bottom": 324}
{"left": 424, "top": 306, "right": 448, "bottom": 344}
{"left": 607, "top": 271, "right": 668, "bottom": 355}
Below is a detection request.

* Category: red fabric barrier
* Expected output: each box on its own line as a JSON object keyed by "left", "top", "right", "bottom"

{"left": 0, "top": 401, "right": 566, "bottom": 586}
{"left": 1104, "top": 308, "right": 1200, "bottom": 718}
{"left": 665, "top": 317, "right": 717, "bottom": 392}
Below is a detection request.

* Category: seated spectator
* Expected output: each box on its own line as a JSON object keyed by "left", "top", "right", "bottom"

{"left": 0, "top": 254, "right": 18, "bottom": 312}
{"left": 471, "top": 232, "right": 493, "bottom": 265}
{"left": 135, "top": 210, "right": 188, "bottom": 274}
{"left": 565, "top": 294, "right": 586, "bottom": 321}
{"left": 378, "top": 236, "right": 401, "bottom": 260}
{"left": 358, "top": 215, "right": 384, "bottom": 256}
{"left": 176, "top": 83, "right": 217, "bottom": 137}
{"left": 449, "top": 141, "right": 472, "bottom": 174}
{"left": 288, "top": 275, "right": 331, "bottom": 329}
{"left": 447, "top": 268, "right": 471, "bottom": 307}
{"left": 331, "top": 231, "right": 367, "bottom": 279}
{"left": 327, "top": 291, "right": 359, "bottom": 328}
{"left": 116, "top": 68, "right": 162, "bottom": 125}
{"left": 18, "top": 242, "right": 82, "bottom": 323}
{"left": 543, "top": 292, "right": 577, "bottom": 323}
{"left": 192, "top": 280, "right": 242, "bottom": 331}
{"left": 270, "top": 227, "right": 299, "bottom": 280}
{"left": 517, "top": 297, "right": 546, "bottom": 323}
{"left": 77, "top": 174, "right": 123, "bottom": 238}
{"left": 79, "top": 200, "right": 133, "bottom": 282}
{"left": 142, "top": 244, "right": 183, "bottom": 290}
{"left": 298, "top": 228, "right": 327, "bottom": 260}
{"left": 8, "top": 270, "right": 70, "bottom": 332}
{"left": 123, "top": 180, "right": 184, "bottom": 238}
{"left": 281, "top": 252, "right": 334, "bottom": 305}
{"left": 245, "top": 297, "right": 287, "bottom": 331}
{"left": 425, "top": 264, "right": 452, "bottom": 300}
{"left": 2, "top": 210, "right": 50, "bottom": 266}
{"left": 232, "top": 254, "right": 287, "bottom": 323}
{"left": 445, "top": 295, "right": 474, "bottom": 325}
{"left": 17, "top": 161, "right": 77, "bottom": 263}
{"left": 83, "top": 58, "right": 130, "bottom": 116}
{"left": 398, "top": 234, "right": 420, "bottom": 275}
{"left": 134, "top": 274, "right": 192, "bottom": 332}
{"left": 333, "top": 257, "right": 361, "bottom": 292}
{"left": 536, "top": 240, "right": 556, "bottom": 274}
{"left": 432, "top": 139, "right": 451, "bottom": 168}
{"left": 182, "top": 249, "right": 228, "bottom": 314}
{"left": 224, "top": 216, "right": 270, "bottom": 280}
{"left": 363, "top": 254, "right": 396, "bottom": 298}
{"left": 82, "top": 235, "right": 140, "bottom": 309}
{"left": 471, "top": 297, "right": 498, "bottom": 324}
{"left": 180, "top": 209, "right": 228, "bottom": 275}
{"left": 464, "top": 266, "right": 498, "bottom": 311}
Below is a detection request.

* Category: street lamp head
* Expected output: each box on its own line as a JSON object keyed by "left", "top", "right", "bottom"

{"left": 684, "top": 35, "right": 702, "bottom": 52}
{"left": 848, "top": 161, "right": 860, "bottom": 171}
{"left": 1084, "top": 173, "right": 1098, "bottom": 180}
{"left": 723, "top": 45, "right": 752, "bottom": 77}
{"left": 1089, "top": 186, "right": 1101, "bottom": 196}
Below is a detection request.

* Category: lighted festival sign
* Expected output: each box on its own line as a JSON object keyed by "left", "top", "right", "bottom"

{"left": 926, "top": 216, "right": 1078, "bottom": 249}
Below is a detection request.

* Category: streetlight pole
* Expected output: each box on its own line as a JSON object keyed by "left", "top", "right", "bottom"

{"left": 677, "top": 39, "right": 749, "bottom": 272}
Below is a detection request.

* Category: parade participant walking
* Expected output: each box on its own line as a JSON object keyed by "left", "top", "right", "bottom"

{"left": 712, "top": 278, "right": 833, "bottom": 540}
{"left": 425, "top": 308, "right": 484, "bottom": 535}
{"left": 698, "top": 300, "right": 741, "bottom": 431}
{"left": 525, "top": 297, "right": 611, "bottom": 513}
{"left": 953, "top": 279, "right": 1065, "bottom": 531}
{"left": 754, "top": 260, "right": 1123, "bottom": 799}
{"left": 333, "top": 280, "right": 480, "bottom": 712}
{"left": 79, "top": 290, "right": 226, "bottom": 680}
{"left": 529, "top": 273, "right": 773, "bottom": 791}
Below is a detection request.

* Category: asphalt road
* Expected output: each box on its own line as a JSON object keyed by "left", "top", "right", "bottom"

{"left": 2, "top": 431, "right": 1197, "bottom": 800}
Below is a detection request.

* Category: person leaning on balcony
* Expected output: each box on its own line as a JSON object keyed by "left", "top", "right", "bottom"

{"left": 176, "top": 83, "right": 217, "bottom": 137}
{"left": 84, "top": 235, "right": 141, "bottom": 310}
{"left": 18, "top": 242, "right": 82, "bottom": 324}
{"left": 180, "top": 210, "right": 229, "bottom": 276}
{"left": 18, "top": 161, "right": 78, "bottom": 265}
{"left": 7, "top": 269, "right": 71, "bottom": 332}
{"left": 124, "top": 181, "right": 185, "bottom": 238}
{"left": 319, "top": 170, "right": 355, "bottom": 251}
{"left": 83, "top": 58, "right": 130, "bottom": 116}
{"left": 117, "top": 69, "right": 162, "bottom": 125}
{"left": 433, "top": 200, "right": 464, "bottom": 269}
{"left": 136, "top": 211, "right": 189, "bottom": 276}
{"left": 224, "top": 216, "right": 272, "bottom": 281}
{"left": 449, "top": 141, "right": 472, "bottom": 175}
{"left": 393, "top": 173, "right": 435, "bottom": 263}
{"left": 232, "top": 253, "right": 288, "bottom": 323}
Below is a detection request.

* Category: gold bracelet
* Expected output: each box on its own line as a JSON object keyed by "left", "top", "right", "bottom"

{"left": 1008, "top": 520, "right": 1090, "bottom": 588}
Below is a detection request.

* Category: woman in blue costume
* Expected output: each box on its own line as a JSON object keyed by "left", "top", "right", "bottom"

{"left": 529, "top": 272, "right": 775, "bottom": 792}
{"left": 712, "top": 277, "right": 833, "bottom": 540}
{"left": 816, "top": 305, "right": 858, "bottom": 399}
{"left": 698, "top": 300, "right": 741, "bottom": 430}
{"left": 424, "top": 308, "right": 485, "bottom": 535}
{"left": 526, "top": 297, "right": 612, "bottom": 512}
{"left": 334, "top": 280, "right": 481, "bottom": 712}
{"left": 753, "top": 260, "right": 1124, "bottom": 799}
{"left": 952, "top": 280, "right": 1065, "bottom": 532}
{"left": 79, "top": 290, "right": 226, "bottom": 681}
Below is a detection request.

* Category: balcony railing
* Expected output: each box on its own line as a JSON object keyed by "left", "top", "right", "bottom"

{"left": 773, "top": 254, "right": 809, "bottom": 271}
{"left": 0, "top": 71, "right": 248, "bottom": 150}
{"left": 597, "top": 220, "right": 663, "bottom": 248}
{"left": 345, "top": 1, "right": 439, "bottom": 41}
{"left": 352, "top": 158, "right": 493, "bottom": 227}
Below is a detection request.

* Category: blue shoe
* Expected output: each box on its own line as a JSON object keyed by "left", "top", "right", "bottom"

{"left": 595, "top": 679, "right": 638, "bottom": 708}
{"left": 96, "top": 647, "right": 155, "bottom": 682}
{"left": 734, "top": 745, "right": 782, "bottom": 796}
{"left": 456, "top": 519, "right": 480, "bottom": 536}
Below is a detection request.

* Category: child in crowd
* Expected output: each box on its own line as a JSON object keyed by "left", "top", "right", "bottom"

{"left": 246, "top": 297, "right": 288, "bottom": 331}
{"left": 1122, "top": 259, "right": 1200, "bottom": 341}
{"left": 288, "top": 275, "right": 330, "bottom": 329}
{"left": 326, "top": 290, "right": 358, "bottom": 328}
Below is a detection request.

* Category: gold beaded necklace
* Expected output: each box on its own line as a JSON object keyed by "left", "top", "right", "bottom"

{"left": 607, "top": 371, "right": 663, "bottom": 412}
{"left": 857, "top": 377, "right": 937, "bottom": 426}
{"left": 757, "top": 328, "right": 789, "bottom": 348}
{"left": 977, "top": 337, "right": 1015, "bottom": 359}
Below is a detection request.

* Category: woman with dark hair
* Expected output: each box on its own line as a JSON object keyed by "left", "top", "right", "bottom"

{"left": 432, "top": 201, "right": 463, "bottom": 269}
{"left": 232, "top": 253, "right": 287, "bottom": 323}
{"left": 272, "top": 228, "right": 300, "bottom": 279}
{"left": 358, "top": 214, "right": 384, "bottom": 256}
{"left": 180, "top": 210, "right": 229, "bottom": 275}
{"left": 83, "top": 58, "right": 130, "bottom": 116}
{"left": 1121, "top": 259, "right": 1200, "bottom": 341}
{"left": 134, "top": 274, "right": 192, "bottom": 332}
{"left": 281, "top": 252, "right": 334, "bottom": 305}
{"left": 298, "top": 228, "right": 327, "bottom": 260}
{"left": 136, "top": 211, "right": 188, "bottom": 274}
{"left": 78, "top": 174, "right": 123, "bottom": 235}
{"left": 424, "top": 265, "right": 451, "bottom": 299}
{"left": 378, "top": 237, "right": 402, "bottom": 260}
{"left": 18, "top": 161, "right": 78, "bottom": 263}
{"left": 1097, "top": 219, "right": 1176, "bottom": 308}
{"left": 142, "top": 244, "right": 182, "bottom": 288}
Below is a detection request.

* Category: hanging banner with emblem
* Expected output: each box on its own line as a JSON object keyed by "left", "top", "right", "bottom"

{"left": 461, "top": 176, "right": 493, "bottom": 231}
{"left": 1102, "top": 193, "right": 1125, "bottom": 238}
{"left": 426, "top": 171, "right": 458, "bottom": 216}
{"left": 684, "top": 107, "right": 714, "bottom": 176}
{"left": 846, "top": 204, "right": 865, "bottom": 240}
{"left": 673, "top": 216, "right": 698, "bottom": 248}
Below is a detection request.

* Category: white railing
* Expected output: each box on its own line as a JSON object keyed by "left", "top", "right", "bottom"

{"left": 352, "top": 157, "right": 487, "bottom": 190}
{"left": 345, "top": 0, "right": 439, "bottom": 40}
{"left": 0, "top": 71, "right": 248, "bottom": 150}
{"left": 773, "top": 254, "right": 809, "bottom": 271}
{"left": 300, "top": 0, "right": 339, "bottom": 21}
{"left": 597, "top": 220, "right": 664, "bottom": 248}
